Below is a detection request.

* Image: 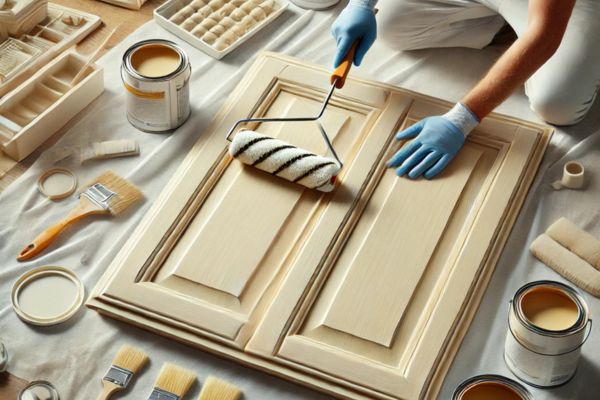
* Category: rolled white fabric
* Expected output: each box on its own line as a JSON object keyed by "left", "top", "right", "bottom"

{"left": 229, "top": 130, "right": 341, "bottom": 192}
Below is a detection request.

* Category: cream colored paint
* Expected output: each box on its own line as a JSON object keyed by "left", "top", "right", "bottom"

{"left": 40, "top": 171, "right": 75, "bottom": 197}
{"left": 521, "top": 288, "right": 579, "bottom": 331}
{"left": 18, "top": 274, "right": 78, "bottom": 319}
{"left": 131, "top": 45, "right": 180, "bottom": 78}
{"left": 461, "top": 382, "right": 523, "bottom": 400}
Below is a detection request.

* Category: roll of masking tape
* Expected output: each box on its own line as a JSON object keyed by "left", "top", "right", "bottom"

{"left": 552, "top": 161, "right": 585, "bottom": 190}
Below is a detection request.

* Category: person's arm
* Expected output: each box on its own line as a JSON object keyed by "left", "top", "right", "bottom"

{"left": 463, "top": 0, "right": 575, "bottom": 119}
{"left": 389, "top": 0, "right": 575, "bottom": 180}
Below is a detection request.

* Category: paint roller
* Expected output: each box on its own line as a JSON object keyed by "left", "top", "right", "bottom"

{"left": 226, "top": 43, "right": 359, "bottom": 192}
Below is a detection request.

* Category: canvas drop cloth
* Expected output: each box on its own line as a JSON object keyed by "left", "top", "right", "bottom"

{"left": 1, "top": 3, "right": 599, "bottom": 399}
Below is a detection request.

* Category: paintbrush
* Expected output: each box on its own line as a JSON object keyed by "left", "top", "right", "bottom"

{"left": 198, "top": 376, "right": 242, "bottom": 400}
{"left": 70, "top": 25, "right": 119, "bottom": 87}
{"left": 17, "top": 170, "right": 143, "bottom": 261}
{"left": 149, "top": 363, "right": 196, "bottom": 400}
{"left": 97, "top": 345, "right": 149, "bottom": 400}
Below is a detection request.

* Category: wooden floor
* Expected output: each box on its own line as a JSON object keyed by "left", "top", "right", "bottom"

{"left": 0, "top": 0, "right": 162, "bottom": 394}
{"left": 0, "top": 0, "right": 163, "bottom": 193}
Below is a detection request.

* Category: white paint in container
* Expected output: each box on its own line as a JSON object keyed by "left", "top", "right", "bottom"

{"left": 453, "top": 374, "right": 533, "bottom": 400}
{"left": 505, "top": 280, "right": 592, "bottom": 387}
{"left": 121, "top": 39, "right": 191, "bottom": 132}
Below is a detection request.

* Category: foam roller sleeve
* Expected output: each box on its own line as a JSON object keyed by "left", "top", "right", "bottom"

{"left": 229, "top": 130, "right": 341, "bottom": 192}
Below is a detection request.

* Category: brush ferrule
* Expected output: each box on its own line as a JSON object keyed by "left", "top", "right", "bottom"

{"left": 81, "top": 183, "right": 116, "bottom": 210}
{"left": 148, "top": 388, "right": 180, "bottom": 400}
{"left": 103, "top": 366, "right": 133, "bottom": 388}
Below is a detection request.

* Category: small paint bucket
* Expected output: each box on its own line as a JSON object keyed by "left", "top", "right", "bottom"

{"left": 453, "top": 374, "right": 533, "bottom": 400}
{"left": 505, "top": 280, "right": 592, "bottom": 387}
{"left": 121, "top": 39, "right": 191, "bottom": 132}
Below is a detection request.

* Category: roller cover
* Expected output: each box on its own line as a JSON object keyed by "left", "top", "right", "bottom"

{"left": 229, "top": 130, "right": 341, "bottom": 192}
{"left": 546, "top": 217, "right": 600, "bottom": 271}
{"left": 530, "top": 234, "right": 600, "bottom": 297}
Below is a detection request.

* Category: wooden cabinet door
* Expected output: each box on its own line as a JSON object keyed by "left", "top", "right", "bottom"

{"left": 89, "top": 53, "right": 551, "bottom": 400}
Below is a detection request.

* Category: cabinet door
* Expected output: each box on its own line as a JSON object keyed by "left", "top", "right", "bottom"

{"left": 88, "top": 54, "right": 412, "bottom": 348}
{"left": 89, "top": 53, "right": 551, "bottom": 400}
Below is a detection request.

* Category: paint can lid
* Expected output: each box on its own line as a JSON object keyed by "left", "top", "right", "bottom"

{"left": 11, "top": 266, "right": 84, "bottom": 326}
{"left": 37, "top": 168, "right": 77, "bottom": 201}
{"left": 18, "top": 380, "right": 60, "bottom": 400}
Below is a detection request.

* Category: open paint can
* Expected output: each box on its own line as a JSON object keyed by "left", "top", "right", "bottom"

{"left": 505, "top": 280, "right": 591, "bottom": 387}
{"left": 453, "top": 374, "right": 532, "bottom": 400}
{"left": 121, "top": 39, "right": 191, "bottom": 132}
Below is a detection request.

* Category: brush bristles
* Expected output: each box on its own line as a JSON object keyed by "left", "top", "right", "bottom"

{"left": 198, "top": 377, "right": 242, "bottom": 400}
{"left": 154, "top": 363, "right": 197, "bottom": 397}
{"left": 112, "top": 344, "right": 149, "bottom": 373}
{"left": 87, "top": 170, "right": 143, "bottom": 215}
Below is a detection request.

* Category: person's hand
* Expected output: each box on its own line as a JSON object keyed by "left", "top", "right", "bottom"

{"left": 331, "top": 1, "right": 377, "bottom": 67}
{"left": 387, "top": 103, "right": 479, "bottom": 179}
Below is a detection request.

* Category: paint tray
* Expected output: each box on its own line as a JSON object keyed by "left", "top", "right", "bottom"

{"left": 154, "top": 0, "right": 287, "bottom": 59}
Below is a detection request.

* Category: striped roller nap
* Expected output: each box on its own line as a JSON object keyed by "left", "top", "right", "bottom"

{"left": 229, "top": 130, "right": 341, "bottom": 192}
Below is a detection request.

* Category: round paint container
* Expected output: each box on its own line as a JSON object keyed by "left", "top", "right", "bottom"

{"left": 453, "top": 374, "right": 532, "bottom": 400}
{"left": 505, "top": 280, "right": 591, "bottom": 387}
{"left": 289, "top": 0, "right": 340, "bottom": 10}
{"left": 11, "top": 266, "right": 85, "bottom": 326}
{"left": 19, "top": 380, "right": 60, "bottom": 400}
{"left": 121, "top": 39, "right": 191, "bottom": 132}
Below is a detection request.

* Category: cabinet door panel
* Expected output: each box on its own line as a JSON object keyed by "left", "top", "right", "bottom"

{"left": 89, "top": 53, "right": 552, "bottom": 400}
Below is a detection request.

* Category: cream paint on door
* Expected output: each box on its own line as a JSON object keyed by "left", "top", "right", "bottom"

{"left": 88, "top": 53, "right": 552, "bottom": 400}
{"left": 158, "top": 98, "right": 351, "bottom": 298}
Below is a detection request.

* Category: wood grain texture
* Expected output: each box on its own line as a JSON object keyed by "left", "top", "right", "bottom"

{"left": 0, "top": 372, "right": 29, "bottom": 398}
{"left": 87, "top": 52, "right": 553, "bottom": 400}
{"left": 0, "top": 0, "right": 161, "bottom": 193}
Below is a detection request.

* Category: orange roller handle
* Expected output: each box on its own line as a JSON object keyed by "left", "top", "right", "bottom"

{"left": 330, "top": 42, "right": 358, "bottom": 89}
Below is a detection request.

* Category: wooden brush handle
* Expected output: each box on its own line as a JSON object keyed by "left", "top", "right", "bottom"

{"left": 96, "top": 381, "right": 123, "bottom": 400}
{"left": 17, "top": 197, "right": 102, "bottom": 261}
{"left": 330, "top": 42, "right": 358, "bottom": 89}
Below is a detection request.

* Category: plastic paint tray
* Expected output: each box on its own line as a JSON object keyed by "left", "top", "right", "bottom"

{"left": 154, "top": 0, "right": 287, "bottom": 59}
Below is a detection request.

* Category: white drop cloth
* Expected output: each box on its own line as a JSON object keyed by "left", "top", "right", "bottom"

{"left": 1, "top": 3, "right": 599, "bottom": 399}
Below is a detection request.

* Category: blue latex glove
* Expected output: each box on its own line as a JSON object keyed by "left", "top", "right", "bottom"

{"left": 387, "top": 103, "right": 479, "bottom": 179}
{"left": 331, "top": 1, "right": 377, "bottom": 67}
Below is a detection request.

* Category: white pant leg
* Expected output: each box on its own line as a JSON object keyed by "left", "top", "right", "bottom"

{"left": 499, "top": 0, "right": 600, "bottom": 125}
{"left": 377, "top": 0, "right": 505, "bottom": 51}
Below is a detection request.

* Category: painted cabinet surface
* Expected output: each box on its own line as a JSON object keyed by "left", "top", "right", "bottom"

{"left": 88, "top": 53, "right": 551, "bottom": 400}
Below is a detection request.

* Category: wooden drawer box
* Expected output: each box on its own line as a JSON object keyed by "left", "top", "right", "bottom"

{"left": 0, "top": 51, "right": 103, "bottom": 161}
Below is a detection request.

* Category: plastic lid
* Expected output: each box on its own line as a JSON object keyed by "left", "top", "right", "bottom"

{"left": 37, "top": 168, "right": 77, "bottom": 200}
{"left": 11, "top": 266, "right": 84, "bottom": 326}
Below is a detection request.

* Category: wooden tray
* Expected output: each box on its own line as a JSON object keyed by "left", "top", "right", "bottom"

{"left": 0, "top": 50, "right": 103, "bottom": 161}
{"left": 154, "top": 0, "right": 287, "bottom": 59}
{"left": 0, "top": 3, "right": 101, "bottom": 97}
{"left": 88, "top": 52, "right": 552, "bottom": 400}
{"left": 0, "top": 0, "right": 48, "bottom": 37}
{"left": 94, "top": 0, "right": 147, "bottom": 10}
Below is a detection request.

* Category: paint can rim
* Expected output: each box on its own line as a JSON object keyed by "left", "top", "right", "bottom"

{"left": 452, "top": 374, "right": 533, "bottom": 400}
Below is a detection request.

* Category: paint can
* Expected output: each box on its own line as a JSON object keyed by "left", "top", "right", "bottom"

{"left": 121, "top": 39, "right": 191, "bottom": 132}
{"left": 505, "top": 280, "right": 592, "bottom": 387}
{"left": 453, "top": 374, "right": 533, "bottom": 400}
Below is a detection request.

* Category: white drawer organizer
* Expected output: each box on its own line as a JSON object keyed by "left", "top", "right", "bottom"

{"left": 0, "top": 0, "right": 48, "bottom": 38}
{"left": 0, "top": 3, "right": 101, "bottom": 97}
{"left": 0, "top": 50, "right": 104, "bottom": 161}
{"left": 155, "top": 0, "right": 287, "bottom": 59}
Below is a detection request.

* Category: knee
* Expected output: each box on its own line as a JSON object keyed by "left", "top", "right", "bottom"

{"left": 529, "top": 92, "right": 590, "bottom": 126}
{"left": 377, "top": 0, "right": 421, "bottom": 50}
